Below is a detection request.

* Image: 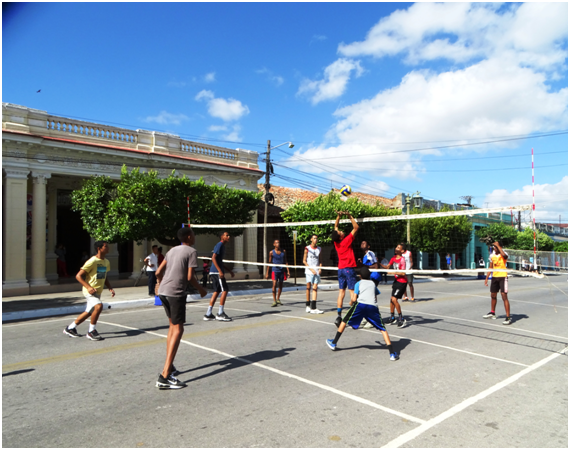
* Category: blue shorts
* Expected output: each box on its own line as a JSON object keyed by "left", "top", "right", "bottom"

{"left": 338, "top": 267, "right": 358, "bottom": 290}
{"left": 272, "top": 271, "right": 285, "bottom": 283}
{"left": 343, "top": 302, "right": 386, "bottom": 331}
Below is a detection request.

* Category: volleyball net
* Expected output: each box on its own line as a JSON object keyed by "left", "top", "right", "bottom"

{"left": 189, "top": 204, "right": 564, "bottom": 280}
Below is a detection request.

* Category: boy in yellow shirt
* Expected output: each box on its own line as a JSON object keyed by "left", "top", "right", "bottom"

{"left": 63, "top": 241, "right": 115, "bottom": 340}
{"left": 483, "top": 241, "right": 512, "bottom": 325}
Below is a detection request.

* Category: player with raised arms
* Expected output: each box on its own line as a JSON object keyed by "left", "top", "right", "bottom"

{"left": 330, "top": 210, "right": 359, "bottom": 328}
{"left": 303, "top": 234, "right": 324, "bottom": 314}
{"left": 484, "top": 241, "right": 512, "bottom": 325}
{"left": 326, "top": 266, "right": 399, "bottom": 361}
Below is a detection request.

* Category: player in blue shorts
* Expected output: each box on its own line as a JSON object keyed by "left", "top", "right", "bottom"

{"left": 326, "top": 266, "right": 399, "bottom": 361}
{"left": 265, "top": 239, "right": 290, "bottom": 307}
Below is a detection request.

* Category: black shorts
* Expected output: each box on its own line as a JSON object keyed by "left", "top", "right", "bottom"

{"left": 210, "top": 274, "right": 229, "bottom": 293}
{"left": 490, "top": 277, "right": 508, "bottom": 294}
{"left": 159, "top": 295, "right": 186, "bottom": 325}
{"left": 391, "top": 281, "right": 408, "bottom": 299}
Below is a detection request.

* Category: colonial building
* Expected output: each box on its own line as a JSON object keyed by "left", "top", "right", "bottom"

{"left": 2, "top": 103, "right": 263, "bottom": 296}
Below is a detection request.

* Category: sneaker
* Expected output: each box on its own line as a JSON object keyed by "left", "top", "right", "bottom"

{"left": 503, "top": 316, "right": 512, "bottom": 325}
{"left": 334, "top": 315, "right": 342, "bottom": 328}
{"left": 276, "top": 299, "right": 283, "bottom": 306}
{"left": 310, "top": 308, "right": 324, "bottom": 314}
{"left": 387, "top": 316, "right": 397, "bottom": 325}
{"left": 397, "top": 318, "right": 407, "bottom": 328}
{"left": 156, "top": 373, "right": 187, "bottom": 390}
{"left": 363, "top": 321, "right": 374, "bottom": 329}
{"left": 410, "top": 298, "right": 415, "bottom": 302}
{"left": 390, "top": 352, "right": 399, "bottom": 361}
{"left": 203, "top": 313, "right": 216, "bottom": 321}
{"left": 402, "top": 296, "right": 409, "bottom": 302}
{"left": 216, "top": 312, "right": 232, "bottom": 322}
{"left": 271, "top": 302, "right": 278, "bottom": 308}
{"left": 63, "top": 326, "right": 79, "bottom": 338}
{"left": 306, "top": 306, "right": 311, "bottom": 313}
{"left": 483, "top": 312, "right": 496, "bottom": 319}
{"left": 326, "top": 339, "right": 337, "bottom": 351}
{"left": 170, "top": 365, "right": 180, "bottom": 377}
{"left": 86, "top": 329, "right": 104, "bottom": 341}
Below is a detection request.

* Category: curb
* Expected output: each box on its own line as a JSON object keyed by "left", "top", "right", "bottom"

{"left": 1, "top": 277, "right": 478, "bottom": 323}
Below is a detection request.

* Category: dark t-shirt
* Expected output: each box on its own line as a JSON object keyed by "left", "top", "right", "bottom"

{"left": 158, "top": 245, "right": 198, "bottom": 297}
{"left": 209, "top": 241, "right": 225, "bottom": 274}
{"left": 334, "top": 233, "right": 356, "bottom": 269}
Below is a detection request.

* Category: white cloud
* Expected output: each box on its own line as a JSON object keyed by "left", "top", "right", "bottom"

{"left": 208, "top": 125, "right": 227, "bottom": 132}
{"left": 204, "top": 72, "right": 216, "bottom": 83}
{"left": 289, "top": 3, "right": 567, "bottom": 178}
{"left": 297, "top": 58, "right": 364, "bottom": 105}
{"left": 143, "top": 111, "right": 189, "bottom": 126}
{"left": 223, "top": 124, "right": 243, "bottom": 142}
{"left": 167, "top": 81, "right": 187, "bottom": 88}
{"left": 338, "top": 3, "right": 568, "bottom": 71}
{"left": 311, "top": 34, "right": 327, "bottom": 43}
{"left": 256, "top": 67, "right": 285, "bottom": 86}
{"left": 483, "top": 176, "right": 568, "bottom": 222}
{"left": 195, "top": 90, "right": 250, "bottom": 122}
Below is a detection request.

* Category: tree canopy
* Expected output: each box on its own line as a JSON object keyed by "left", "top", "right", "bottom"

{"left": 513, "top": 227, "right": 554, "bottom": 251}
{"left": 71, "top": 166, "right": 262, "bottom": 246}
{"left": 280, "top": 192, "right": 405, "bottom": 252}
{"left": 475, "top": 222, "right": 519, "bottom": 248}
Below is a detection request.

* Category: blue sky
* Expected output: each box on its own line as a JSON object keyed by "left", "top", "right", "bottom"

{"left": 3, "top": 2, "right": 568, "bottom": 224}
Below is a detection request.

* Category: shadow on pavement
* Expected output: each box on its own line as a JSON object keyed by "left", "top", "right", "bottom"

{"left": 2, "top": 368, "right": 35, "bottom": 377}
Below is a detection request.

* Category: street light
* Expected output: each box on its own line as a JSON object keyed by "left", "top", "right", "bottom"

{"left": 405, "top": 191, "right": 421, "bottom": 244}
{"left": 263, "top": 141, "right": 294, "bottom": 270}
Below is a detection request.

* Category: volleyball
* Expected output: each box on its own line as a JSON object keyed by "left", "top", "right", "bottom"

{"left": 340, "top": 185, "right": 352, "bottom": 196}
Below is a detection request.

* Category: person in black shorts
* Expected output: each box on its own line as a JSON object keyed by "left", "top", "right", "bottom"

{"left": 155, "top": 227, "right": 207, "bottom": 389}
{"left": 379, "top": 244, "right": 408, "bottom": 328}
{"left": 204, "top": 231, "right": 235, "bottom": 322}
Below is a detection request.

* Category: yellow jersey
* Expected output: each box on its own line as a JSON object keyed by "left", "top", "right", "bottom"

{"left": 81, "top": 256, "right": 111, "bottom": 295}
{"left": 490, "top": 252, "right": 508, "bottom": 278}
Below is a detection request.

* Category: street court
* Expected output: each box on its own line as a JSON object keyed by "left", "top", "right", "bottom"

{"left": 2, "top": 276, "right": 568, "bottom": 448}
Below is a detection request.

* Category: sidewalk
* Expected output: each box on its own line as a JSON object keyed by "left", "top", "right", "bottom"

{"left": 2, "top": 275, "right": 477, "bottom": 322}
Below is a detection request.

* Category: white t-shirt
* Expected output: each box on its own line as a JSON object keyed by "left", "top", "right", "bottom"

{"left": 402, "top": 250, "right": 412, "bottom": 270}
{"left": 305, "top": 245, "right": 321, "bottom": 275}
{"left": 354, "top": 279, "right": 380, "bottom": 306}
{"left": 145, "top": 253, "right": 158, "bottom": 272}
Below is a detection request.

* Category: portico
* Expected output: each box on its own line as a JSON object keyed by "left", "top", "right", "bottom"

{"left": 2, "top": 103, "right": 263, "bottom": 296}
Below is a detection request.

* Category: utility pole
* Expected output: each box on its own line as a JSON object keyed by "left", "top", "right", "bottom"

{"left": 406, "top": 194, "right": 411, "bottom": 244}
{"left": 263, "top": 140, "right": 271, "bottom": 266}
{"left": 518, "top": 211, "right": 522, "bottom": 231}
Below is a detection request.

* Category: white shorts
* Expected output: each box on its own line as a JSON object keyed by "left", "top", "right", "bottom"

{"left": 85, "top": 293, "right": 102, "bottom": 313}
{"left": 306, "top": 273, "right": 321, "bottom": 285}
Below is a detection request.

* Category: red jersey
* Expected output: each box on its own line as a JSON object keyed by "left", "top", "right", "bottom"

{"left": 334, "top": 232, "right": 356, "bottom": 269}
{"left": 389, "top": 255, "right": 408, "bottom": 283}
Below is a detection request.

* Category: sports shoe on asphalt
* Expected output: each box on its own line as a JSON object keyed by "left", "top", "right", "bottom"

{"left": 387, "top": 316, "right": 397, "bottom": 325}
{"left": 363, "top": 321, "right": 374, "bottom": 329}
{"left": 402, "top": 297, "right": 409, "bottom": 302}
{"left": 503, "top": 316, "right": 512, "bottom": 325}
{"left": 306, "top": 306, "right": 311, "bottom": 313}
{"left": 390, "top": 352, "right": 399, "bottom": 361}
{"left": 203, "top": 313, "right": 216, "bottom": 321}
{"left": 326, "top": 339, "right": 337, "bottom": 351}
{"left": 397, "top": 318, "right": 407, "bottom": 328}
{"left": 156, "top": 373, "right": 187, "bottom": 389}
{"left": 86, "top": 329, "right": 104, "bottom": 341}
{"left": 271, "top": 302, "right": 278, "bottom": 308}
{"left": 310, "top": 308, "right": 324, "bottom": 314}
{"left": 410, "top": 298, "right": 415, "bottom": 302}
{"left": 276, "top": 299, "right": 283, "bottom": 306}
{"left": 483, "top": 312, "right": 496, "bottom": 319}
{"left": 216, "top": 312, "right": 232, "bottom": 322}
{"left": 170, "top": 365, "right": 180, "bottom": 377}
{"left": 63, "top": 327, "right": 79, "bottom": 338}
{"left": 334, "top": 315, "right": 342, "bottom": 328}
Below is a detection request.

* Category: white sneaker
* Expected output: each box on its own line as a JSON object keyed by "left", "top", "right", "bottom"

{"left": 363, "top": 321, "right": 374, "bottom": 329}
{"left": 306, "top": 306, "right": 311, "bottom": 313}
{"left": 310, "top": 308, "right": 324, "bottom": 314}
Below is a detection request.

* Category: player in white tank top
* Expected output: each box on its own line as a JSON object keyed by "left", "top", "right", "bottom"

{"left": 303, "top": 235, "right": 324, "bottom": 314}
{"left": 401, "top": 244, "right": 415, "bottom": 301}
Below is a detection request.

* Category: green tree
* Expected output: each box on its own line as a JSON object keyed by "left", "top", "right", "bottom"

{"left": 553, "top": 241, "right": 568, "bottom": 252}
{"left": 410, "top": 207, "right": 473, "bottom": 269}
{"left": 71, "top": 166, "right": 262, "bottom": 246}
{"left": 280, "top": 192, "right": 405, "bottom": 253}
{"left": 513, "top": 227, "right": 554, "bottom": 251}
{"left": 475, "top": 222, "right": 519, "bottom": 248}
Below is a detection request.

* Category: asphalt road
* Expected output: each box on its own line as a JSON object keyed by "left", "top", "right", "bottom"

{"left": 2, "top": 275, "right": 568, "bottom": 448}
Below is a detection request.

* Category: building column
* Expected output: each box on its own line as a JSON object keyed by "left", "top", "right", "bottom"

{"left": 2, "top": 169, "right": 30, "bottom": 294}
{"left": 130, "top": 240, "right": 147, "bottom": 279}
{"left": 233, "top": 234, "right": 245, "bottom": 276}
{"left": 244, "top": 215, "right": 258, "bottom": 278}
{"left": 46, "top": 184, "right": 58, "bottom": 281}
{"left": 106, "top": 243, "right": 119, "bottom": 278}
{"left": 29, "top": 172, "right": 51, "bottom": 287}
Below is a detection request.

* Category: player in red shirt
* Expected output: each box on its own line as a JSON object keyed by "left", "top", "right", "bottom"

{"left": 330, "top": 211, "right": 359, "bottom": 327}
{"left": 380, "top": 243, "right": 407, "bottom": 328}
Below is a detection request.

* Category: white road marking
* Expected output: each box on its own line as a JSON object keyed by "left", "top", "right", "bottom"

{"left": 420, "top": 289, "right": 568, "bottom": 308}
{"left": 382, "top": 347, "right": 567, "bottom": 448}
{"left": 98, "top": 320, "right": 426, "bottom": 425}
